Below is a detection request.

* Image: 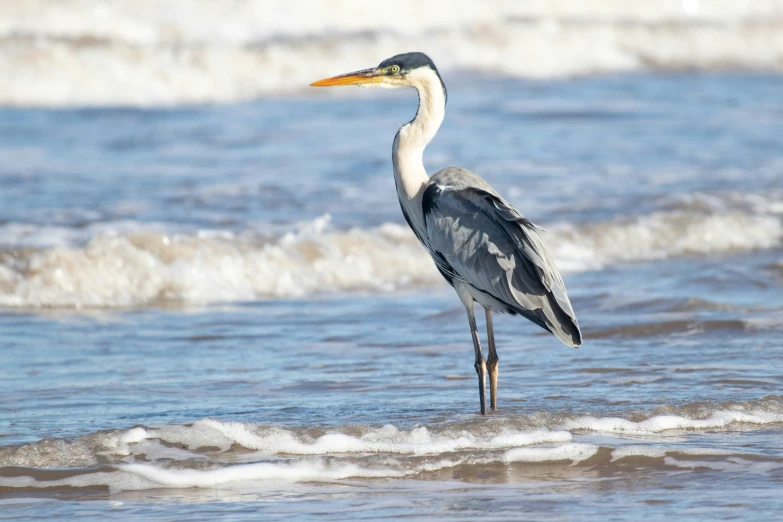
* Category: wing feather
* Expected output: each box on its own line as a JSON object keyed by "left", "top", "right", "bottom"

{"left": 422, "top": 169, "right": 581, "bottom": 347}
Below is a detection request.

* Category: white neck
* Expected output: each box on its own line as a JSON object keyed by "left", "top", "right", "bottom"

{"left": 392, "top": 68, "right": 446, "bottom": 235}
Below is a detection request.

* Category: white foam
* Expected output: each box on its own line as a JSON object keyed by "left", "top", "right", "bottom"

{"left": 2, "top": 0, "right": 783, "bottom": 106}
{"left": 105, "top": 427, "right": 150, "bottom": 457}
{"left": 0, "top": 457, "right": 447, "bottom": 491}
{"left": 119, "top": 460, "right": 404, "bottom": 487}
{"left": 4, "top": 448, "right": 778, "bottom": 493}
{"left": 0, "top": 216, "right": 437, "bottom": 308}
{"left": 0, "top": 221, "right": 173, "bottom": 250}
{"left": 663, "top": 456, "right": 783, "bottom": 474}
{"left": 151, "top": 419, "right": 572, "bottom": 456}
{"left": 3, "top": 401, "right": 783, "bottom": 492}
{"left": 610, "top": 445, "right": 737, "bottom": 461}
{"left": 0, "top": 471, "right": 161, "bottom": 493}
{"left": 0, "top": 438, "right": 98, "bottom": 468}
{"left": 0, "top": 421, "right": 575, "bottom": 491}
{"left": 562, "top": 409, "right": 783, "bottom": 434}
{"left": 546, "top": 211, "right": 783, "bottom": 273}
{"left": 120, "top": 439, "right": 206, "bottom": 463}
{"left": 503, "top": 443, "right": 599, "bottom": 464}
{"left": 145, "top": 421, "right": 236, "bottom": 453}
{"left": 1, "top": 203, "right": 781, "bottom": 308}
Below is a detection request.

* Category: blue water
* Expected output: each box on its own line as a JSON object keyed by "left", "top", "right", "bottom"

{"left": 1, "top": 73, "right": 783, "bottom": 520}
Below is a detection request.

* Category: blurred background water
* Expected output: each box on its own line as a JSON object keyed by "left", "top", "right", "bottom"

{"left": 1, "top": 1, "right": 783, "bottom": 520}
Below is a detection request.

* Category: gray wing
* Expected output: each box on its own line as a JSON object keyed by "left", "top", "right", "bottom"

{"left": 422, "top": 167, "right": 581, "bottom": 347}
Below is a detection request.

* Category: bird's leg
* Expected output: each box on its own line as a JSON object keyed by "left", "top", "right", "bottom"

{"left": 485, "top": 308, "right": 499, "bottom": 411}
{"left": 466, "top": 304, "right": 487, "bottom": 415}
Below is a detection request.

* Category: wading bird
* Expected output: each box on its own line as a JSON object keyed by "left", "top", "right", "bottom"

{"left": 312, "top": 52, "right": 581, "bottom": 414}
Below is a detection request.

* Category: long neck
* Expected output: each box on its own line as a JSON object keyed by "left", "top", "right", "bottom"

{"left": 392, "top": 69, "right": 447, "bottom": 235}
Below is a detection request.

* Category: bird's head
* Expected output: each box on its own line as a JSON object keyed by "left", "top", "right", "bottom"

{"left": 311, "top": 52, "right": 446, "bottom": 100}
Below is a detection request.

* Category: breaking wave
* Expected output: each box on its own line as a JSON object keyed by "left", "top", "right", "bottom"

{"left": 1, "top": 396, "right": 781, "bottom": 492}
{"left": 1, "top": 203, "right": 781, "bottom": 308}
{"left": 3, "top": 0, "right": 783, "bottom": 106}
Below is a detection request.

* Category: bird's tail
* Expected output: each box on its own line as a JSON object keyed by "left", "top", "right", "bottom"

{"left": 511, "top": 292, "right": 582, "bottom": 348}
{"left": 544, "top": 292, "right": 582, "bottom": 348}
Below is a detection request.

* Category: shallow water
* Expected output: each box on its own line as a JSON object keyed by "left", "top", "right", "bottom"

{"left": 1, "top": 73, "right": 783, "bottom": 520}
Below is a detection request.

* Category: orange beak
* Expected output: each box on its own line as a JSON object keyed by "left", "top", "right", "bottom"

{"left": 311, "top": 68, "right": 384, "bottom": 87}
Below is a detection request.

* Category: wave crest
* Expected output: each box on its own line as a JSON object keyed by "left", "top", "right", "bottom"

{"left": 3, "top": 0, "right": 783, "bottom": 105}
{"left": 1, "top": 205, "right": 781, "bottom": 308}
{"left": 1, "top": 397, "right": 781, "bottom": 491}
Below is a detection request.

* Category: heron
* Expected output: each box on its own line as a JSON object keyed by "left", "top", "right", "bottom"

{"left": 312, "top": 52, "right": 581, "bottom": 415}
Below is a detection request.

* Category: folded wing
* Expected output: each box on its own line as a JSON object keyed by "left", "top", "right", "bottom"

{"left": 422, "top": 167, "right": 581, "bottom": 347}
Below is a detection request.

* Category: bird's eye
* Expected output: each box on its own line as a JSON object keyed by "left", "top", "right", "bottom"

{"left": 390, "top": 65, "right": 400, "bottom": 74}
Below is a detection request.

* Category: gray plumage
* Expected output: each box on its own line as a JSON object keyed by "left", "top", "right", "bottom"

{"left": 421, "top": 167, "right": 581, "bottom": 348}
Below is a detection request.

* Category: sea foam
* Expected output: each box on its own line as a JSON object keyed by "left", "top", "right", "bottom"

{"left": 135, "top": 419, "right": 574, "bottom": 456}
{"left": 503, "top": 443, "right": 599, "bottom": 464}
{"left": 1, "top": 201, "right": 781, "bottom": 308}
{"left": 3, "top": 0, "right": 783, "bottom": 106}
{"left": 2, "top": 398, "right": 782, "bottom": 491}
{"left": 562, "top": 409, "right": 783, "bottom": 434}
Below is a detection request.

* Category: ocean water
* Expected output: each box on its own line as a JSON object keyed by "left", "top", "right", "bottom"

{"left": 3, "top": 0, "right": 783, "bottom": 105}
{"left": 2, "top": 69, "right": 783, "bottom": 519}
